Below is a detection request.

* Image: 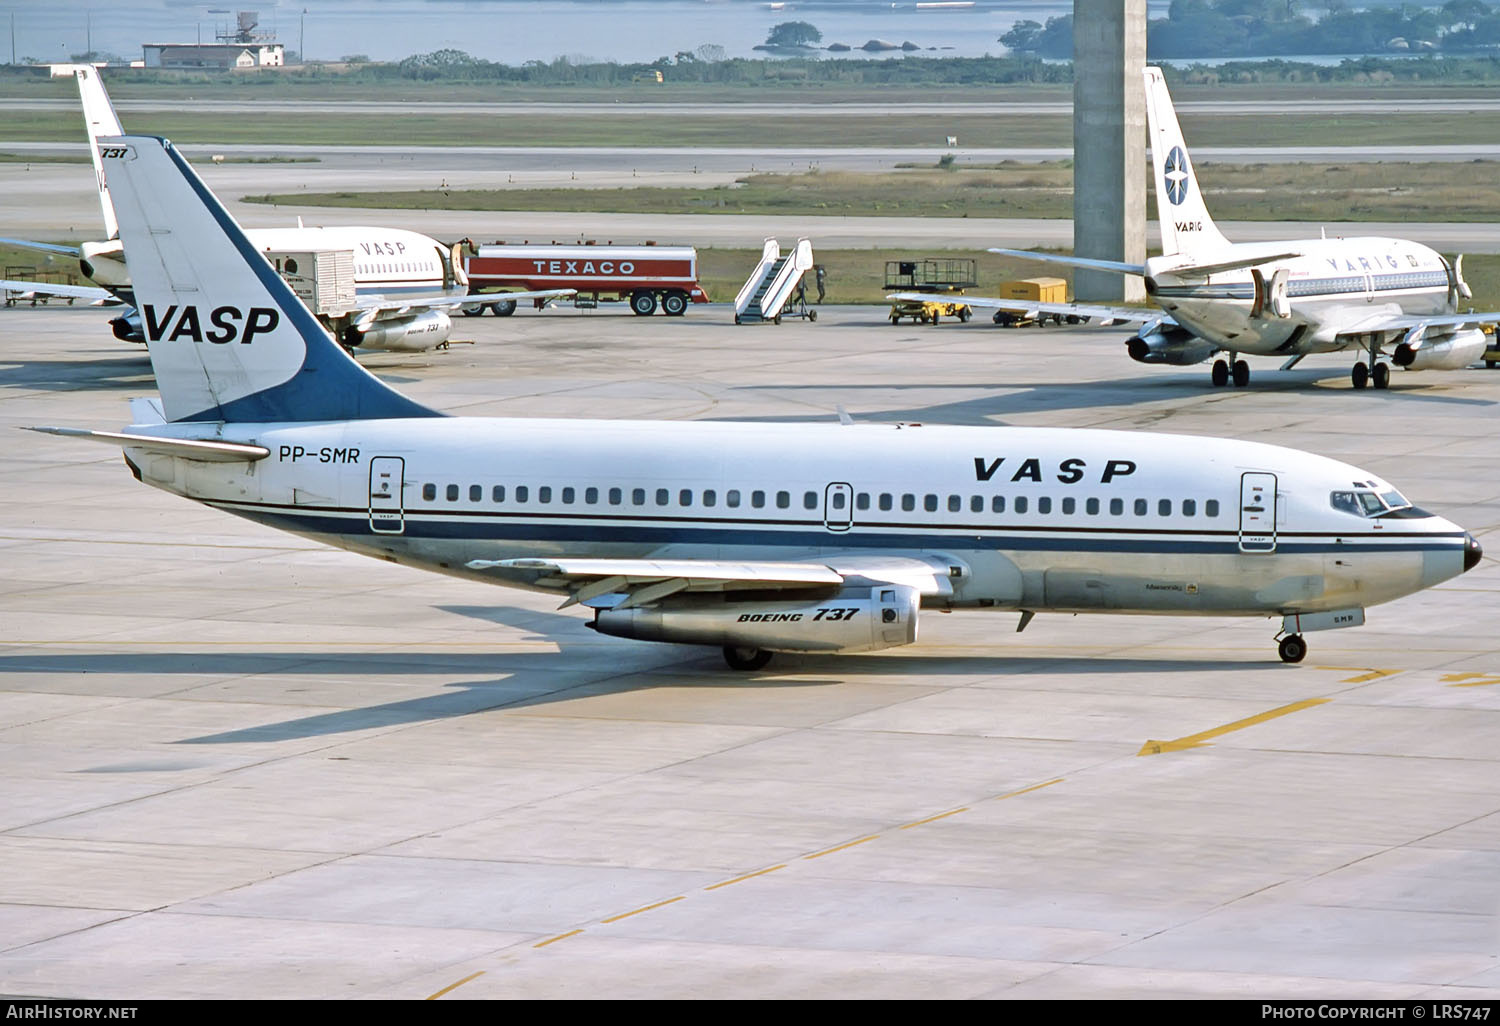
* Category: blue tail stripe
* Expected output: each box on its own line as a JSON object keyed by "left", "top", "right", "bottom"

{"left": 156, "top": 138, "right": 441, "bottom": 423}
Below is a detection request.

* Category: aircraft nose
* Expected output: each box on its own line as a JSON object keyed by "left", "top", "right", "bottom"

{"left": 1465, "top": 533, "right": 1483, "bottom": 573}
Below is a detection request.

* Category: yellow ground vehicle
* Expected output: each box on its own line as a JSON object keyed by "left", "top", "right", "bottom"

{"left": 1484, "top": 326, "right": 1500, "bottom": 368}
{"left": 990, "top": 277, "right": 1077, "bottom": 326}
{"left": 886, "top": 258, "right": 976, "bottom": 325}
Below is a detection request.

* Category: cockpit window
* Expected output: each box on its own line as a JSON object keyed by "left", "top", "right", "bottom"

{"left": 1330, "top": 491, "right": 1362, "bottom": 516}
{"left": 1331, "top": 488, "right": 1414, "bottom": 517}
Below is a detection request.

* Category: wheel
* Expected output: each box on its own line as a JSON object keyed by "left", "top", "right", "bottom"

{"left": 1065, "top": 314, "right": 1081, "bottom": 324}
{"left": 808, "top": 310, "right": 817, "bottom": 322}
{"left": 461, "top": 303, "right": 485, "bottom": 318}
{"left": 1211, "top": 359, "right": 1229, "bottom": 387}
{"left": 1278, "top": 634, "right": 1307, "bottom": 664}
{"left": 930, "top": 312, "right": 940, "bottom": 325}
{"left": 490, "top": 299, "right": 516, "bottom": 317}
{"left": 889, "top": 315, "right": 899, "bottom": 324}
{"left": 958, "top": 307, "right": 972, "bottom": 323}
{"left": 1232, "top": 359, "right": 1250, "bottom": 387}
{"left": 723, "top": 646, "right": 773, "bottom": 671}
{"left": 735, "top": 314, "right": 743, "bottom": 325}
{"left": 1352, "top": 362, "right": 1369, "bottom": 389}
{"left": 630, "top": 290, "right": 657, "bottom": 316}
{"left": 773, "top": 313, "right": 782, "bottom": 325}
{"left": 662, "top": 290, "right": 688, "bottom": 316}
{"left": 1373, "top": 362, "right": 1390, "bottom": 389}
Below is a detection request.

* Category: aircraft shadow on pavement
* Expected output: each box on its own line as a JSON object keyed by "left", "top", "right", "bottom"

{"left": 0, "top": 355, "right": 154, "bottom": 392}
{"left": 0, "top": 639, "right": 1262, "bottom": 747}
{"left": 723, "top": 369, "right": 1495, "bottom": 425}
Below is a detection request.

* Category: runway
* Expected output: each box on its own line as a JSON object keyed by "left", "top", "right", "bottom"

{"left": 6, "top": 156, "right": 1500, "bottom": 255}
{"left": 1, "top": 303, "right": 1497, "bottom": 998}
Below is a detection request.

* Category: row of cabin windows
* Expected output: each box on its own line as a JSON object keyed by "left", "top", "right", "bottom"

{"left": 419, "top": 482, "right": 1221, "bottom": 519}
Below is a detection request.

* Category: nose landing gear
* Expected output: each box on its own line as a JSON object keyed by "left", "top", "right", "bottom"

{"left": 1277, "top": 633, "right": 1307, "bottom": 663}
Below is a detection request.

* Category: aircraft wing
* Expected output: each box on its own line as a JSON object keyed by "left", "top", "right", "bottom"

{"left": 0, "top": 237, "right": 82, "bottom": 258}
{"left": 0, "top": 278, "right": 115, "bottom": 304}
{"left": 351, "top": 288, "right": 576, "bottom": 318}
{"left": 989, "top": 248, "right": 1146, "bottom": 275}
{"left": 886, "top": 291, "right": 1151, "bottom": 327}
{"left": 465, "top": 554, "right": 958, "bottom": 609}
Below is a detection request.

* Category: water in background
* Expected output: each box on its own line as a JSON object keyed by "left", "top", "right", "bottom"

{"left": 0, "top": 0, "right": 1171, "bottom": 67}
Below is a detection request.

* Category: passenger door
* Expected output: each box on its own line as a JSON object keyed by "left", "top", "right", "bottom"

{"left": 369, "top": 456, "right": 405, "bottom": 534}
{"left": 1238, "top": 472, "right": 1277, "bottom": 553}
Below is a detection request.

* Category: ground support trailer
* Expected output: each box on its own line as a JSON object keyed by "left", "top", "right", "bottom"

{"left": 462, "top": 243, "right": 708, "bottom": 316}
{"left": 885, "top": 258, "right": 975, "bottom": 325}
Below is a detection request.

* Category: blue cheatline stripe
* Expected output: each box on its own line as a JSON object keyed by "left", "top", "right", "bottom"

{"left": 208, "top": 501, "right": 1464, "bottom": 557}
{"left": 1154, "top": 274, "right": 1449, "bottom": 304}
{"left": 152, "top": 138, "right": 441, "bottom": 425}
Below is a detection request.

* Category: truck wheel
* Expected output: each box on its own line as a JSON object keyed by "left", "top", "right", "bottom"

{"left": 631, "top": 290, "right": 657, "bottom": 316}
{"left": 662, "top": 291, "right": 688, "bottom": 316}
{"left": 490, "top": 299, "right": 517, "bottom": 317}
{"left": 461, "top": 303, "right": 486, "bottom": 318}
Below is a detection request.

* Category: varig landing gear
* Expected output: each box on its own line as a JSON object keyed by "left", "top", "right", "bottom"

{"left": 1277, "top": 634, "right": 1307, "bottom": 664}
{"left": 1210, "top": 354, "right": 1250, "bottom": 387}
{"left": 1352, "top": 336, "right": 1390, "bottom": 390}
{"left": 723, "top": 646, "right": 773, "bottom": 671}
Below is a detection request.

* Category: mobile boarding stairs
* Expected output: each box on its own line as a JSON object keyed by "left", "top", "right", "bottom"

{"left": 734, "top": 238, "right": 815, "bottom": 324}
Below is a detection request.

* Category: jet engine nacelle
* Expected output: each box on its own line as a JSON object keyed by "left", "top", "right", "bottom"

{"left": 79, "top": 239, "right": 130, "bottom": 289}
{"left": 1392, "top": 327, "right": 1487, "bottom": 370}
{"left": 589, "top": 583, "right": 920, "bottom": 654}
{"left": 110, "top": 308, "right": 143, "bottom": 343}
{"left": 344, "top": 309, "right": 452, "bottom": 352}
{"left": 1125, "top": 324, "right": 1218, "bottom": 366}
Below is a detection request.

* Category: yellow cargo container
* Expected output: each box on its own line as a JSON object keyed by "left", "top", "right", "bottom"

{"left": 997, "top": 277, "right": 1068, "bottom": 303}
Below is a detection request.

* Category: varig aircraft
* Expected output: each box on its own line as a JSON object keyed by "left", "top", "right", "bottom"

{"left": 929, "top": 67, "right": 1497, "bottom": 390}
{"left": 35, "top": 134, "right": 1483, "bottom": 670}
{"left": 0, "top": 65, "right": 569, "bottom": 352}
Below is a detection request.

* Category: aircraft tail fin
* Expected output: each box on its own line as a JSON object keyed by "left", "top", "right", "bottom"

{"left": 1143, "top": 66, "right": 1230, "bottom": 259}
{"left": 100, "top": 134, "right": 441, "bottom": 424}
{"left": 72, "top": 65, "right": 125, "bottom": 240}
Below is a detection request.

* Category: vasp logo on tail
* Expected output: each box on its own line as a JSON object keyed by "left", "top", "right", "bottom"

{"left": 141, "top": 304, "right": 280, "bottom": 344}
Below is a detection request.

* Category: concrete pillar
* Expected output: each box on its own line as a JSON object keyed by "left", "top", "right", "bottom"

{"left": 1072, "top": 0, "right": 1146, "bottom": 303}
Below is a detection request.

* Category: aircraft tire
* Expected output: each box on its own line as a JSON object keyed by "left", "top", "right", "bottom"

{"left": 1232, "top": 360, "right": 1250, "bottom": 387}
{"left": 1211, "top": 359, "right": 1229, "bottom": 387}
{"left": 1278, "top": 635, "right": 1307, "bottom": 664}
{"left": 490, "top": 299, "right": 517, "bottom": 317}
{"left": 1373, "top": 362, "right": 1390, "bottom": 389}
{"left": 723, "top": 646, "right": 773, "bottom": 671}
{"left": 1352, "top": 362, "right": 1369, "bottom": 389}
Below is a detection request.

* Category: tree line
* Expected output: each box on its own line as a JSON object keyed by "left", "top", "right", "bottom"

{"left": 1003, "top": 0, "right": 1500, "bottom": 60}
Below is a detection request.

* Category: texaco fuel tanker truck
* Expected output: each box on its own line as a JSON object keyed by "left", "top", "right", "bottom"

{"left": 462, "top": 242, "right": 709, "bottom": 316}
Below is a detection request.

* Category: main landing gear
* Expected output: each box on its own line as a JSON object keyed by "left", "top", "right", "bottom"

{"left": 1210, "top": 355, "right": 1250, "bottom": 387}
{"left": 723, "top": 646, "right": 773, "bottom": 671}
{"left": 1352, "top": 337, "right": 1390, "bottom": 390}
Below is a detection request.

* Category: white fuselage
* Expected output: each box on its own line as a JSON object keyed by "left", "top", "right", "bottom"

{"left": 249, "top": 226, "right": 458, "bottom": 299}
{"left": 124, "top": 418, "right": 1472, "bottom": 619}
{"left": 1147, "top": 237, "right": 1452, "bottom": 354}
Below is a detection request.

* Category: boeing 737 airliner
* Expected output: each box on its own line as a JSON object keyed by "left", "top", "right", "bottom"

{"left": 35, "top": 135, "right": 1483, "bottom": 670}
{"left": 911, "top": 67, "right": 1500, "bottom": 390}
{"left": 0, "top": 66, "right": 569, "bottom": 352}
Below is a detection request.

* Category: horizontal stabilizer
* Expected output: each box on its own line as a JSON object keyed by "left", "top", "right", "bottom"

{"left": 26, "top": 426, "right": 270, "bottom": 463}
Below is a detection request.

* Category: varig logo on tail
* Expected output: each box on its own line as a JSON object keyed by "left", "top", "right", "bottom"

{"left": 141, "top": 304, "right": 279, "bottom": 344}
{"left": 1163, "top": 146, "right": 1191, "bottom": 206}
